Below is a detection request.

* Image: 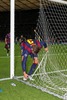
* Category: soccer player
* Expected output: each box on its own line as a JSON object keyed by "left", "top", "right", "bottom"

{"left": 5, "top": 33, "right": 10, "bottom": 56}
{"left": 21, "top": 39, "right": 48, "bottom": 80}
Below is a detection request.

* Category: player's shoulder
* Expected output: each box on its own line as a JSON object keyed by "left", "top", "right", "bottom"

{"left": 34, "top": 39, "right": 40, "bottom": 42}
{"left": 21, "top": 41, "right": 26, "bottom": 45}
{"left": 40, "top": 40, "right": 46, "bottom": 45}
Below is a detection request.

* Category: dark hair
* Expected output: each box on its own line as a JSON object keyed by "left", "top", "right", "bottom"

{"left": 32, "top": 45, "right": 40, "bottom": 54}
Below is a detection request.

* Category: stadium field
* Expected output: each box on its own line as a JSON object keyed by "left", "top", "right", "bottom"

{"left": 0, "top": 42, "right": 65, "bottom": 100}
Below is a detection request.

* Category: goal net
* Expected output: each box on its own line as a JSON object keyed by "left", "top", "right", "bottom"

{"left": 29, "top": 0, "right": 67, "bottom": 99}
{"left": 14, "top": 0, "right": 67, "bottom": 100}
{"left": 14, "top": 0, "right": 67, "bottom": 99}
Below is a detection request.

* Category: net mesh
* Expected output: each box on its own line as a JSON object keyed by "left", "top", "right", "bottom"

{"left": 15, "top": 0, "right": 67, "bottom": 99}
{"left": 32, "top": 0, "right": 67, "bottom": 99}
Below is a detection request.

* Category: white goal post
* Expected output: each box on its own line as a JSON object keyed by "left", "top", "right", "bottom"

{"left": 0, "top": 0, "right": 67, "bottom": 100}
{"left": 10, "top": 0, "right": 15, "bottom": 79}
{"left": 49, "top": 0, "right": 67, "bottom": 5}
{"left": 0, "top": 0, "right": 15, "bottom": 81}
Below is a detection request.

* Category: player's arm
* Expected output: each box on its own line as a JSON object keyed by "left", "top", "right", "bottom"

{"left": 41, "top": 41, "right": 48, "bottom": 52}
{"left": 44, "top": 47, "right": 48, "bottom": 52}
{"left": 21, "top": 42, "right": 24, "bottom": 56}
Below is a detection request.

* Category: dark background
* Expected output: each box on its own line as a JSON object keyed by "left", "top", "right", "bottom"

{"left": 15, "top": 9, "right": 39, "bottom": 39}
{"left": 0, "top": 5, "right": 67, "bottom": 42}
{"left": 0, "top": 9, "right": 39, "bottom": 41}
{"left": 0, "top": 11, "right": 10, "bottom": 41}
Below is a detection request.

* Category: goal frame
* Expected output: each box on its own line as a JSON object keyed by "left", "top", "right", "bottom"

{"left": 0, "top": 0, "right": 15, "bottom": 81}
{"left": 0, "top": 0, "right": 67, "bottom": 99}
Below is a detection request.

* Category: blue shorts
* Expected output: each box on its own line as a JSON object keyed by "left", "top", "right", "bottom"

{"left": 22, "top": 50, "right": 37, "bottom": 58}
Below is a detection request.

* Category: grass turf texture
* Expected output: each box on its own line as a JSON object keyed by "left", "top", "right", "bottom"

{"left": 0, "top": 80, "right": 61, "bottom": 100}
{"left": 0, "top": 42, "right": 10, "bottom": 78}
{"left": 0, "top": 42, "right": 66, "bottom": 100}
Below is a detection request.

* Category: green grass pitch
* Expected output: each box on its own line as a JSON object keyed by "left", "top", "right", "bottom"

{"left": 0, "top": 42, "right": 65, "bottom": 100}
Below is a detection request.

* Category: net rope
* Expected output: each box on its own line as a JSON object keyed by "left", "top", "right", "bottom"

{"left": 32, "top": 0, "right": 67, "bottom": 99}
{"left": 15, "top": 0, "right": 67, "bottom": 99}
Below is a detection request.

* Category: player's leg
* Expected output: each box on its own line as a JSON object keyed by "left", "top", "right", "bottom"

{"left": 5, "top": 44, "right": 9, "bottom": 56}
{"left": 28, "top": 56, "right": 38, "bottom": 75}
{"left": 21, "top": 52, "right": 29, "bottom": 80}
{"left": 7, "top": 43, "right": 10, "bottom": 56}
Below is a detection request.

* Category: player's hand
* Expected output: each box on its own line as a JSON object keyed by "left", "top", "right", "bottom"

{"left": 45, "top": 47, "right": 48, "bottom": 52}
{"left": 23, "top": 72, "right": 28, "bottom": 79}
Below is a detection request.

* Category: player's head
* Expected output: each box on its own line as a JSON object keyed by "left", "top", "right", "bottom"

{"left": 32, "top": 45, "right": 40, "bottom": 54}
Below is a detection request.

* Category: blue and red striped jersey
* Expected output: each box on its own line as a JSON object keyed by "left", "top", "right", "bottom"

{"left": 21, "top": 39, "right": 47, "bottom": 53}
